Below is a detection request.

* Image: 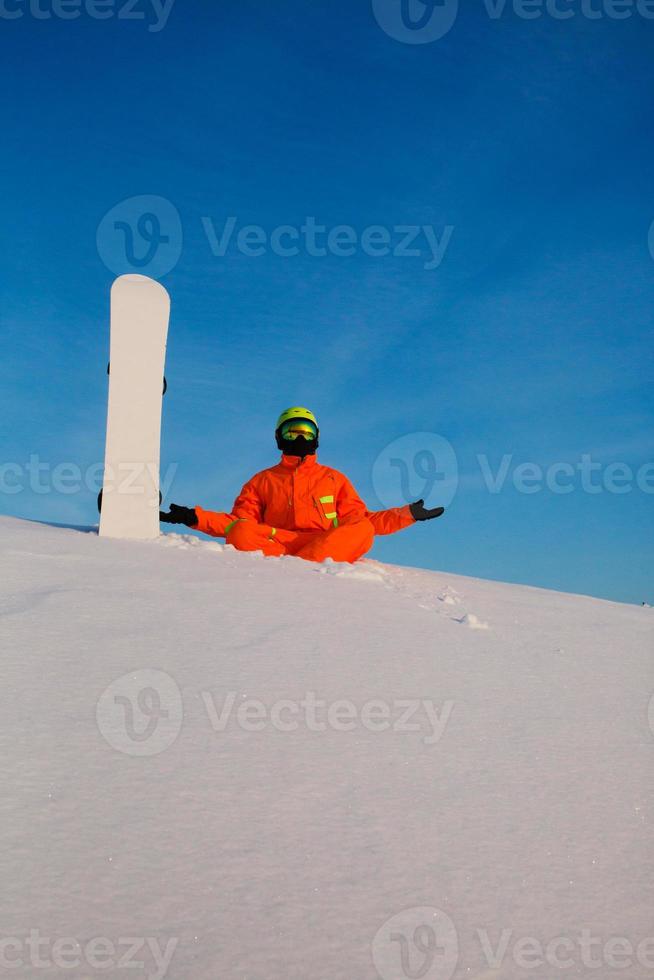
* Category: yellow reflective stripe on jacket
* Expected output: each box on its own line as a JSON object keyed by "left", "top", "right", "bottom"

{"left": 319, "top": 494, "right": 337, "bottom": 519}
{"left": 224, "top": 518, "right": 245, "bottom": 536}
{"left": 318, "top": 494, "right": 338, "bottom": 526}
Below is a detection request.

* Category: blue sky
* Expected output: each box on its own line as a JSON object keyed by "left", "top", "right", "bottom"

{"left": 0, "top": 0, "right": 652, "bottom": 604}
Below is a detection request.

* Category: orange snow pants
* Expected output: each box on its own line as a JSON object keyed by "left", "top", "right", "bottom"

{"left": 226, "top": 517, "right": 375, "bottom": 563}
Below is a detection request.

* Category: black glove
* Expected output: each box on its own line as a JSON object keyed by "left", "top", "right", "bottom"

{"left": 159, "top": 503, "right": 198, "bottom": 527}
{"left": 409, "top": 499, "right": 445, "bottom": 522}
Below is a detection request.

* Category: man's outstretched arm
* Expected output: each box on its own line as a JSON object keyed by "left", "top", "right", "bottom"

{"left": 367, "top": 500, "right": 445, "bottom": 536}
{"left": 160, "top": 503, "right": 237, "bottom": 538}
{"left": 160, "top": 473, "right": 265, "bottom": 538}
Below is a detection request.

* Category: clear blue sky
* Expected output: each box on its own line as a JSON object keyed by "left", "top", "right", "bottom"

{"left": 1, "top": 1, "right": 652, "bottom": 604}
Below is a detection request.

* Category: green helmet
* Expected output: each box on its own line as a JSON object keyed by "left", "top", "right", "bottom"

{"left": 275, "top": 406, "right": 319, "bottom": 430}
{"left": 275, "top": 406, "right": 319, "bottom": 455}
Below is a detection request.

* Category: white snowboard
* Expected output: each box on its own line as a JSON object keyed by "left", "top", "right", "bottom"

{"left": 99, "top": 274, "right": 170, "bottom": 540}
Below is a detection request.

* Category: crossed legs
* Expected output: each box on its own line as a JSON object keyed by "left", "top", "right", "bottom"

{"left": 226, "top": 519, "right": 375, "bottom": 564}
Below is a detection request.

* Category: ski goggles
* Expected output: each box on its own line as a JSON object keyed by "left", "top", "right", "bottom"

{"left": 278, "top": 418, "right": 318, "bottom": 441}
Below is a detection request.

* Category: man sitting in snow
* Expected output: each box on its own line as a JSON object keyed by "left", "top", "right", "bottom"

{"left": 159, "top": 407, "right": 444, "bottom": 563}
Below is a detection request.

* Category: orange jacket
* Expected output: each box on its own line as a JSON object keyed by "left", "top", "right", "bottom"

{"left": 194, "top": 453, "right": 414, "bottom": 539}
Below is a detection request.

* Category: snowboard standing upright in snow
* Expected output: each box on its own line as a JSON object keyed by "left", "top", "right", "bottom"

{"left": 99, "top": 274, "right": 170, "bottom": 541}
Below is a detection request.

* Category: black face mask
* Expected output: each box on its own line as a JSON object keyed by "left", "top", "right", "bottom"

{"left": 276, "top": 433, "right": 318, "bottom": 458}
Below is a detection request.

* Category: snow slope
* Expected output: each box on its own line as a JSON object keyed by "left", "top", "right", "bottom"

{"left": 1, "top": 515, "right": 652, "bottom": 980}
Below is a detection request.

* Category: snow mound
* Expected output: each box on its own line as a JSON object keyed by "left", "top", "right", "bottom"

{"left": 455, "top": 612, "right": 490, "bottom": 630}
{"left": 1, "top": 515, "right": 652, "bottom": 980}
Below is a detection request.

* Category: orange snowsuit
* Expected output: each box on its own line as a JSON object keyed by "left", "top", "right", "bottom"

{"left": 193, "top": 453, "right": 414, "bottom": 563}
